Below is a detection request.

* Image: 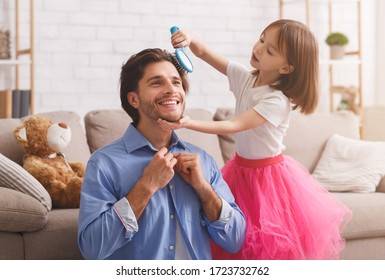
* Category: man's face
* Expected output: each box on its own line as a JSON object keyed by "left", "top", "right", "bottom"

{"left": 132, "top": 61, "right": 186, "bottom": 124}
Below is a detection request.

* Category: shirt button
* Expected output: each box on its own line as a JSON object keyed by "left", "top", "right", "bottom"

{"left": 170, "top": 185, "right": 174, "bottom": 190}
{"left": 169, "top": 245, "right": 174, "bottom": 250}
{"left": 170, "top": 214, "right": 174, "bottom": 219}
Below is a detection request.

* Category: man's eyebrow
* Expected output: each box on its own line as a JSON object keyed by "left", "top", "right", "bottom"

{"left": 145, "top": 75, "right": 162, "bottom": 83}
{"left": 145, "top": 75, "right": 181, "bottom": 82}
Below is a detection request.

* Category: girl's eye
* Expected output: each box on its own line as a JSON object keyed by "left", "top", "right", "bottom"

{"left": 260, "top": 38, "right": 264, "bottom": 43}
{"left": 267, "top": 49, "right": 273, "bottom": 55}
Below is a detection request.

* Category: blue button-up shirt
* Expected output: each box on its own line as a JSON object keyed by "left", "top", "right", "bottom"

{"left": 78, "top": 124, "right": 246, "bottom": 260}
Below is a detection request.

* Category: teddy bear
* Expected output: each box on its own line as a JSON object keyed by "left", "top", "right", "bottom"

{"left": 13, "top": 115, "right": 85, "bottom": 208}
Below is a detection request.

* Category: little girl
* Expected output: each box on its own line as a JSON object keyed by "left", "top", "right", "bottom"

{"left": 159, "top": 19, "right": 352, "bottom": 260}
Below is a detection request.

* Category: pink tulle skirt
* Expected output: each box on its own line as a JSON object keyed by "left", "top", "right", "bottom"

{"left": 212, "top": 153, "right": 352, "bottom": 260}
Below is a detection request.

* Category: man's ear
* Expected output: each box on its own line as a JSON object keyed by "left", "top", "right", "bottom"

{"left": 127, "top": 92, "right": 140, "bottom": 108}
{"left": 279, "top": 64, "right": 294, "bottom": 74}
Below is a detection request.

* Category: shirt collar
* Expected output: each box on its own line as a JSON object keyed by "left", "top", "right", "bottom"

{"left": 123, "top": 123, "right": 187, "bottom": 153}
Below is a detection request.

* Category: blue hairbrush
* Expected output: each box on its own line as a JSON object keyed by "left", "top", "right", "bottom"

{"left": 170, "top": 26, "right": 194, "bottom": 74}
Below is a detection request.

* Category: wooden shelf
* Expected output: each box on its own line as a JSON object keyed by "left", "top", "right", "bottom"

{"left": 279, "top": 0, "right": 363, "bottom": 137}
{"left": 0, "top": 59, "right": 32, "bottom": 66}
{"left": 0, "top": 0, "right": 34, "bottom": 118}
{"left": 319, "top": 59, "right": 361, "bottom": 66}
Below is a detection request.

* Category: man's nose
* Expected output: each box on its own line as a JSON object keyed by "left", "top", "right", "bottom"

{"left": 164, "top": 83, "right": 177, "bottom": 94}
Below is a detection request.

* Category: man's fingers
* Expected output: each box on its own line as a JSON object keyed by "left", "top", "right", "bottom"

{"left": 157, "top": 147, "right": 168, "bottom": 157}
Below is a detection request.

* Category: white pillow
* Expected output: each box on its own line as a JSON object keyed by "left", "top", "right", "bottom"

{"left": 0, "top": 153, "right": 52, "bottom": 210}
{"left": 312, "top": 134, "right": 385, "bottom": 193}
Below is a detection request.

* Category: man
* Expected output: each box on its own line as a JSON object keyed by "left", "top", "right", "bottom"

{"left": 78, "top": 48, "right": 246, "bottom": 260}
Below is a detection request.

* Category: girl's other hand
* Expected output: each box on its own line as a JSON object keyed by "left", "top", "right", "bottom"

{"left": 157, "top": 116, "right": 190, "bottom": 131}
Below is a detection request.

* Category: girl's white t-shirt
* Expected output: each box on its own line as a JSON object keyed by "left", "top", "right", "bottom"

{"left": 227, "top": 61, "right": 291, "bottom": 160}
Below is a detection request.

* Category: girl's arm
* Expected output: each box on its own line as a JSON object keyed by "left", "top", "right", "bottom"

{"left": 158, "top": 108, "right": 266, "bottom": 135}
{"left": 171, "top": 30, "right": 229, "bottom": 76}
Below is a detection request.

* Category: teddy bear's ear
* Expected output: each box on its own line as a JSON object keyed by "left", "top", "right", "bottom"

{"left": 14, "top": 126, "right": 28, "bottom": 143}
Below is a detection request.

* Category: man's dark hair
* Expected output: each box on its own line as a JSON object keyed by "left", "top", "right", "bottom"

{"left": 120, "top": 48, "right": 189, "bottom": 126}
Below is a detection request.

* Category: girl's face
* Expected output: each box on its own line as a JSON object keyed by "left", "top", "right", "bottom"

{"left": 250, "top": 26, "right": 291, "bottom": 75}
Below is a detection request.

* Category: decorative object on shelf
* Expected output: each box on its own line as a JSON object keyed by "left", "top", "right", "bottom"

{"left": 0, "top": 89, "right": 13, "bottom": 118}
{"left": 325, "top": 32, "right": 349, "bottom": 60}
{"left": 0, "top": 28, "right": 11, "bottom": 59}
{"left": 11, "top": 89, "right": 31, "bottom": 118}
{"left": 332, "top": 85, "right": 361, "bottom": 116}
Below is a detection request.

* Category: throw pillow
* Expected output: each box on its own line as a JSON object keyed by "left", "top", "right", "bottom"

{"left": 0, "top": 153, "right": 52, "bottom": 210}
{"left": 312, "top": 134, "right": 385, "bottom": 193}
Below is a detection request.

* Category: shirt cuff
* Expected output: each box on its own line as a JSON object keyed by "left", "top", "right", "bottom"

{"left": 218, "top": 197, "right": 233, "bottom": 223}
{"left": 202, "top": 197, "right": 233, "bottom": 227}
{"left": 113, "top": 197, "right": 138, "bottom": 234}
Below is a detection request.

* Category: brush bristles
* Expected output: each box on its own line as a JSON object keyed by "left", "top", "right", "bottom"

{"left": 171, "top": 54, "right": 187, "bottom": 75}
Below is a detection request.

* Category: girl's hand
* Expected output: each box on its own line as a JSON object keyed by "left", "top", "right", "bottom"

{"left": 157, "top": 116, "right": 190, "bottom": 131}
{"left": 171, "top": 30, "right": 192, "bottom": 49}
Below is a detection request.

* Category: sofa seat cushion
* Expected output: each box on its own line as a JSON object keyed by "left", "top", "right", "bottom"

{"left": 0, "top": 231, "right": 24, "bottom": 260}
{"left": 0, "top": 187, "right": 48, "bottom": 232}
{"left": 333, "top": 192, "right": 385, "bottom": 240}
{"left": 23, "top": 208, "right": 83, "bottom": 259}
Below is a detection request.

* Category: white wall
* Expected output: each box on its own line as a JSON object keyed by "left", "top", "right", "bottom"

{"left": 0, "top": 0, "right": 378, "bottom": 118}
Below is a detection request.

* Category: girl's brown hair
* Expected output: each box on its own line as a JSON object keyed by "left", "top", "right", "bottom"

{"left": 255, "top": 19, "right": 319, "bottom": 114}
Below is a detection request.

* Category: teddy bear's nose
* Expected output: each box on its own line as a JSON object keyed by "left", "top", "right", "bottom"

{"left": 58, "top": 123, "right": 68, "bottom": 129}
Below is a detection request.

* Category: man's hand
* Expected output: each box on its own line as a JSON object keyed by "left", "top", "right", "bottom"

{"left": 174, "top": 153, "right": 221, "bottom": 221}
{"left": 173, "top": 153, "right": 207, "bottom": 191}
{"left": 140, "top": 147, "right": 177, "bottom": 192}
{"left": 126, "top": 147, "right": 177, "bottom": 219}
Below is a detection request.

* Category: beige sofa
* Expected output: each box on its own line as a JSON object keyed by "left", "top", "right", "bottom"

{"left": 0, "top": 108, "right": 384, "bottom": 259}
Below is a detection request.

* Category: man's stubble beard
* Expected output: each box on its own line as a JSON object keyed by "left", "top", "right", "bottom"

{"left": 140, "top": 99, "right": 185, "bottom": 123}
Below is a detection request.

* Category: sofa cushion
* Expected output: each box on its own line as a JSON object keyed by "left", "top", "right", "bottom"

{"left": 284, "top": 111, "right": 360, "bottom": 172}
{"left": 23, "top": 208, "right": 83, "bottom": 259}
{"left": 0, "top": 153, "right": 52, "bottom": 210}
{"left": 0, "top": 187, "right": 48, "bottom": 232}
{"left": 214, "top": 108, "right": 236, "bottom": 163}
{"left": 85, "top": 108, "right": 225, "bottom": 167}
{"left": 84, "top": 109, "right": 131, "bottom": 153}
{"left": 312, "top": 134, "right": 385, "bottom": 193}
{"left": 333, "top": 192, "right": 385, "bottom": 240}
{"left": 0, "top": 118, "right": 24, "bottom": 165}
{"left": 0, "top": 232, "right": 24, "bottom": 260}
